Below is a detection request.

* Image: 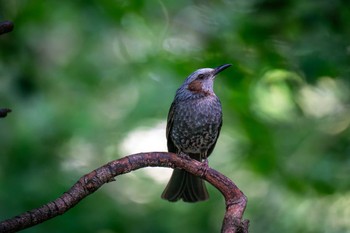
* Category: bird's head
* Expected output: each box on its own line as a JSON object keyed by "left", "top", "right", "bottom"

{"left": 176, "top": 64, "right": 231, "bottom": 100}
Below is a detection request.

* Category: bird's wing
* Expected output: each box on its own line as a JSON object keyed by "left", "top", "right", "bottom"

{"left": 206, "top": 117, "right": 222, "bottom": 157}
{"left": 166, "top": 101, "right": 178, "bottom": 153}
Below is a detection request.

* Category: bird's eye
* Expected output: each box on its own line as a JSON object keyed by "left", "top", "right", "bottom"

{"left": 198, "top": 74, "right": 205, "bottom": 80}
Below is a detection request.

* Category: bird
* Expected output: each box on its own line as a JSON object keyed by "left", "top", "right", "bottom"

{"left": 161, "top": 64, "right": 231, "bottom": 202}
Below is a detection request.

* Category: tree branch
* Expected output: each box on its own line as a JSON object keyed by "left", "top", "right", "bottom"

{"left": 0, "top": 21, "right": 14, "bottom": 35}
{"left": 0, "top": 108, "right": 11, "bottom": 118}
{"left": 0, "top": 20, "right": 14, "bottom": 118}
{"left": 0, "top": 152, "right": 248, "bottom": 233}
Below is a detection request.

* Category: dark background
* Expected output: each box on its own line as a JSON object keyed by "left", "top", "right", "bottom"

{"left": 1, "top": 1, "right": 350, "bottom": 232}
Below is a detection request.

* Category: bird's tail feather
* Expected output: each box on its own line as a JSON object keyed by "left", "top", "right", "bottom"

{"left": 161, "top": 169, "right": 209, "bottom": 202}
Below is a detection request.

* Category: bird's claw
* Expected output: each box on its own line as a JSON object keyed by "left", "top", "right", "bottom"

{"left": 200, "top": 159, "right": 210, "bottom": 177}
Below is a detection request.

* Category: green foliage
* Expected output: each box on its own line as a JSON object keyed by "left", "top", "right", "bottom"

{"left": 1, "top": 0, "right": 350, "bottom": 232}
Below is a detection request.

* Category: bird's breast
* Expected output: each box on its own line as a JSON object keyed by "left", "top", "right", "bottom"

{"left": 170, "top": 96, "right": 222, "bottom": 154}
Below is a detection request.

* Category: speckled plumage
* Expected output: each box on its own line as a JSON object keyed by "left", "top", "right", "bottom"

{"left": 169, "top": 95, "right": 222, "bottom": 157}
{"left": 161, "top": 64, "right": 231, "bottom": 202}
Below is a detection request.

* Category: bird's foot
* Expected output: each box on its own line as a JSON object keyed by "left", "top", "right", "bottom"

{"left": 203, "top": 158, "right": 209, "bottom": 168}
{"left": 200, "top": 159, "right": 210, "bottom": 177}
{"left": 178, "top": 152, "right": 191, "bottom": 161}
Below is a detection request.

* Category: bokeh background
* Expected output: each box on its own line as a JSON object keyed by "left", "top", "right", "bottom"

{"left": 1, "top": 1, "right": 350, "bottom": 232}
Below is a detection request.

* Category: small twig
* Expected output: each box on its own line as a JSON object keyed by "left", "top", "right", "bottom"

{"left": 0, "top": 21, "right": 13, "bottom": 119}
{"left": 0, "top": 21, "right": 14, "bottom": 35}
{"left": 0, "top": 152, "right": 248, "bottom": 233}
{"left": 0, "top": 108, "right": 12, "bottom": 118}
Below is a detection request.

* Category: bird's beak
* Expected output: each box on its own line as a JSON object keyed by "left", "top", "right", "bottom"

{"left": 213, "top": 64, "right": 231, "bottom": 76}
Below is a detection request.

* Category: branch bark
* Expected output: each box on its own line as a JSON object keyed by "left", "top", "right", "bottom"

{"left": 0, "top": 152, "right": 248, "bottom": 233}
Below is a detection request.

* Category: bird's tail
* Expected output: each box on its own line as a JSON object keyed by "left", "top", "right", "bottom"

{"left": 161, "top": 169, "right": 209, "bottom": 202}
